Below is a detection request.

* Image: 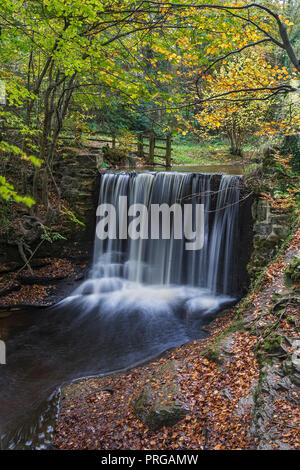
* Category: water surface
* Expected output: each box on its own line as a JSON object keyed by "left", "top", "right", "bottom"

{"left": 0, "top": 285, "right": 233, "bottom": 449}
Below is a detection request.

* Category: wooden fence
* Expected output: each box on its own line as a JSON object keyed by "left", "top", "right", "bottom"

{"left": 59, "top": 130, "right": 172, "bottom": 167}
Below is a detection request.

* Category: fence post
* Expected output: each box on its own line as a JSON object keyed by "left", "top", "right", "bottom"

{"left": 166, "top": 133, "right": 172, "bottom": 168}
{"left": 112, "top": 132, "right": 116, "bottom": 149}
{"left": 149, "top": 132, "right": 155, "bottom": 164}
{"left": 137, "top": 133, "right": 144, "bottom": 159}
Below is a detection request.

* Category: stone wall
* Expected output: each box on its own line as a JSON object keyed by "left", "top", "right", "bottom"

{"left": 0, "top": 150, "right": 100, "bottom": 266}
{"left": 248, "top": 198, "right": 291, "bottom": 278}
{"left": 55, "top": 150, "right": 100, "bottom": 243}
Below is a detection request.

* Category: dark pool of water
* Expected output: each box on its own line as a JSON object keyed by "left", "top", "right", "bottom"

{"left": 0, "top": 288, "right": 231, "bottom": 450}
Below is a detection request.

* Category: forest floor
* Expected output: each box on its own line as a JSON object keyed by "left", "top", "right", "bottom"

{"left": 157, "top": 140, "right": 254, "bottom": 166}
{"left": 52, "top": 226, "right": 300, "bottom": 450}
{"left": 0, "top": 255, "right": 89, "bottom": 311}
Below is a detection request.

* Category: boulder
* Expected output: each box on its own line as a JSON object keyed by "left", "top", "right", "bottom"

{"left": 133, "top": 361, "right": 188, "bottom": 431}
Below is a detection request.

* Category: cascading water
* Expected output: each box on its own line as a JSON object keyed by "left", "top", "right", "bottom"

{"left": 67, "top": 171, "right": 241, "bottom": 315}
{"left": 0, "top": 171, "right": 246, "bottom": 450}
{"left": 93, "top": 171, "right": 241, "bottom": 292}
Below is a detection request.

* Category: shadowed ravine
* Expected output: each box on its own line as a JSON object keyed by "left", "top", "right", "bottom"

{"left": 0, "top": 171, "right": 246, "bottom": 449}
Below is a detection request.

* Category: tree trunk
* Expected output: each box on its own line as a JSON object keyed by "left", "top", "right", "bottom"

{"left": 228, "top": 131, "right": 243, "bottom": 157}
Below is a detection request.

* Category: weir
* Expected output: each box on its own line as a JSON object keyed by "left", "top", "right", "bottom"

{"left": 83, "top": 171, "right": 243, "bottom": 295}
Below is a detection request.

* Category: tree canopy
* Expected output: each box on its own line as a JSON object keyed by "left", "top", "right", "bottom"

{"left": 0, "top": 0, "right": 299, "bottom": 208}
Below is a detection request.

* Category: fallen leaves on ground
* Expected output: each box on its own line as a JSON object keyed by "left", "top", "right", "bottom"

{"left": 53, "top": 315, "right": 259, "bottom": 450}
{"left": 20, "top": 258, "right": 77, "bottom": 279}
{"left": 0, "top": 284, "right": 51, "bottom": 306}
{"left": 0, "top": 258, "right": 80, "bottom": 306}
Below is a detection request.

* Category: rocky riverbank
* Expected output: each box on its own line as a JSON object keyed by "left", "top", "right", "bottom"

{"left": 52, "top": 226, "right": 299, "bottom": 450}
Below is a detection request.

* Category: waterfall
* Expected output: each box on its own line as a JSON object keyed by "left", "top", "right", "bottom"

{"left": 63, "top": 171, "right": 242, "bottom": 330}
{"left": 91, "top": 171, "right": 241, "bottom": 295}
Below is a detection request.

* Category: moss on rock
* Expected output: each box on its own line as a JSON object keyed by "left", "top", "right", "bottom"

{"left": 284, "top": 257, "right": 300, "bottom": 287}
{"left": 133, "top": 361, "right": 188, "bottom": 431}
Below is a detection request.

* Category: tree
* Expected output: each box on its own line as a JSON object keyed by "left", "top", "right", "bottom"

{"left": 150, "top": 0, "right": 300, "bottom": 101}
{"left": 195, "top": 53, "right": 277, "bottom": 156}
